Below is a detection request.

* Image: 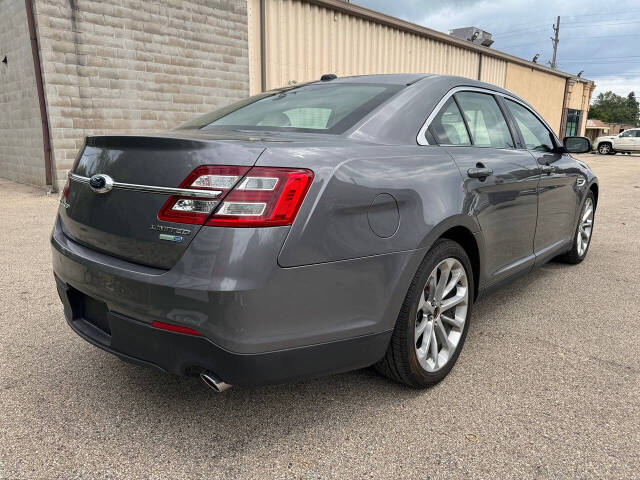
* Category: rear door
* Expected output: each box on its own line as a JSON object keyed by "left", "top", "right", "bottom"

{"left": 503, "top": 99, "right": 578, "bottom": 261}
{"left": 431, "top": 91, "right": 540, "bottom": 285}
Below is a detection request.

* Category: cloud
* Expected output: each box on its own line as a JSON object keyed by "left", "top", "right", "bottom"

{"left": 353, "top": 0, "right": 640, "bottom": 99}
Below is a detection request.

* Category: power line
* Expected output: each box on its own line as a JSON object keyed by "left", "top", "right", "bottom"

{"left": 498, "top": 33, "right": 640, "bottom": 49}
{"left": 493, "top": 19, "right": 640, "bottom": 38}
{"left": 561, "top": 55, "right": 640, "bottom": 60}
{"left": 581, "top": 73, "right": 640, "bottom": 77}
{"left": 560, "top": 61, "right": 640, "bottom": 65}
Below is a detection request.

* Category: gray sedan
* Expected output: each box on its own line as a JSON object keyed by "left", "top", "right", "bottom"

{"left": 51, "top": 74, "right": 597, "bottom": 391}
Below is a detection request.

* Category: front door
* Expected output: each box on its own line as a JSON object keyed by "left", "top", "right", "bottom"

{"left": 429, "top": 92, "right": 540, "bottom": 286}
{"left": 615, "top": 130, "right": 636, "bottom": 151}
{"left": 504, "top": 99, "right": 578, "bottom": 262}
{"left": 631, "top": 130, "right": 640, "bottom": 151}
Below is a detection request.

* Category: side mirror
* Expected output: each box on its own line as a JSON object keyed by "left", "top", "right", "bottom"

{"left": 563, "top": 136, "right": 591, "bottom": 154}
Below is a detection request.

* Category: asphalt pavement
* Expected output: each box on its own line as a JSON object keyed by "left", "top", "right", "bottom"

{"left": 1, "top": 153, "right": 639, "bottom": 479}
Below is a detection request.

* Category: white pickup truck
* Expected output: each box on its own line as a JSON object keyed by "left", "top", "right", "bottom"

{"left": 594, "top": 128, "right": 640, "bottom": 154}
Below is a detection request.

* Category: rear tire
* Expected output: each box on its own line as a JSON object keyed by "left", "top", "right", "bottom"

{"left": 375, "top": 239, "right": 474, "bottom": 388}
{"left": 557, "top": 192, "right": 596, "bottom": 264}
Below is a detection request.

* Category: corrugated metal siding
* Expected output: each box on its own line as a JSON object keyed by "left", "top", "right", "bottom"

{"left": 479, "top": 55, "right": 507, "bottom": 87}
{"left": 262, "top": 0, "right": 482, "bottom": 90}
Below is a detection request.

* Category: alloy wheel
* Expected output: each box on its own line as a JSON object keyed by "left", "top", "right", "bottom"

{"left": 577, "top": 197, "right": 594, "bottom": 257}
{"left": 598, "top": 144, "right": 610, "bottom": 154}
{"left": 415, "top": 258, "right": 469, "bottom": 372}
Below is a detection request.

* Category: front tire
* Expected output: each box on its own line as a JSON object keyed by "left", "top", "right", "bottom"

{"left": 597, "top": 143, "right": 612, "bottom": 155}
{"left": 557, "top": 192, "right": 595, "bottom": 264}
{"left": 376, "top": 239, "right": 474, "bottom": 388}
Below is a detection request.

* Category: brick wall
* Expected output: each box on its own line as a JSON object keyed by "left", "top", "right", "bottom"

{"left": 34, "top": 0, "right": 250, "bottom": 189}
{"left": 0, "top": 1, "right": 47, "bottom": 186}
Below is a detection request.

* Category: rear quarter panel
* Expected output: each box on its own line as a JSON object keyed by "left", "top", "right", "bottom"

{"left": 256, "top": 144, "right": 476, "bottom": 267}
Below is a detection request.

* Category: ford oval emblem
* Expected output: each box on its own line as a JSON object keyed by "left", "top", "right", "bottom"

{"left": 89, "top": 174, "right": 113, "bottom": 194}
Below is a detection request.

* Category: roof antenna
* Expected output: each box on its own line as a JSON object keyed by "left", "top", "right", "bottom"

{"left": 320, "top": 74, "right": 337, "bottom": 81}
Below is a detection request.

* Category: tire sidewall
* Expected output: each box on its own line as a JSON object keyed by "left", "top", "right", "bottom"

{"left": 572, "top": 192, "right": 596, "bottom": 262}
{"left": 404, "top": 240, "right": 474, "bottom": 385}
{"left": 598, "top": 143, "right": 611, "bottom": 155}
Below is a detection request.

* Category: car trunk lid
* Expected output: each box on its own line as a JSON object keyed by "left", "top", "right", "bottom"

{"left": 60, "top": 134, "right": 265, "bottom": 269}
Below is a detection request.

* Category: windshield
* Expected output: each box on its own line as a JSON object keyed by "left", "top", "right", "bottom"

{"left": 175, "top": 83, "right": 403, "bottom": 134}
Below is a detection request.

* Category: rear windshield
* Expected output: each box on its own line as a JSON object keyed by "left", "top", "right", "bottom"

{"left": 176, "top": 83, "right": 403, "bottom": 134}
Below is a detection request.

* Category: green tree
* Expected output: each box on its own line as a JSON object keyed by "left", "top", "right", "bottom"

{"left": 589, "top": 91, "right": 639, "bottom": 125}
{"left": 627, "top": 92, "right": 639, "bottom": 125}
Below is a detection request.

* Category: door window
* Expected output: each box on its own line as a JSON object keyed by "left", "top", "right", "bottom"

{"left": 506, "top": 99, "right": 555, "bottom": 152}
{"left": 619, "top": 130, "right": 635, "bottom": 137}
{"left": 455, "top": 92, "right": 514, "bottom": 148}
{"left": 429, "top": 97, "right": 471, "bottom": 145}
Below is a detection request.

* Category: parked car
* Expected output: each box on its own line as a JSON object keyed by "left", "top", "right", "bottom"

{"left": 52, "top": 74, "right": 597, "bottom": 391}
{"left": 594, "top": 127, "right": 640, "bottom": 154}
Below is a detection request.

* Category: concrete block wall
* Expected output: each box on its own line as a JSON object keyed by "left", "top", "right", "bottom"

{"left": 0, "top": 0, "right": 47, "bottom": 186}
{"left": 33, "top": 0, "right": 250, "bottom": 189}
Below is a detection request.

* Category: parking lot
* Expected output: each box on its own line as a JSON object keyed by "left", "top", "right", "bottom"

{"left": 1, "top": 153, "right": 639, "bottom": 479}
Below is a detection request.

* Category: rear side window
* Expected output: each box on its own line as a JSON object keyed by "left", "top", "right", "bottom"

{"left": 455, "top": 92, "right": 514, "bottom": 148}
{"left": 176, "top": 83, "right": 403, "bottom": 134}
{"left": 505, "top": 99, "right": 555, "bottom": 151}
{"left": 429, "top": 97, "right": 471, "bottom": 145}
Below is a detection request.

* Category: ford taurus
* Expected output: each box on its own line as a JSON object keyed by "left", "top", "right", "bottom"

{"left": 51, "top": 74, "right": 597, "bottom": 391}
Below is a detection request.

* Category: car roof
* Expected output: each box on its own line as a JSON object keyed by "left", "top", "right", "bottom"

{"left": 346, "top": 74, "right": 531, "bottom": 145}
{"left": 307, "top": 73, "right": 517, "bottom": 97}
{"left": 309, "top": 74, "right": 432, "bottom": 85}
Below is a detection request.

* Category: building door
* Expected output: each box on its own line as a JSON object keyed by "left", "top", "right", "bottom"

{"left": 565, "top": 109, "right": 581, "bottom": 136}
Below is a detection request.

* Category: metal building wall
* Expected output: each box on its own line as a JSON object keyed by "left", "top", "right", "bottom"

{"left": 249, "top": 0, "right": 501, "bottom": 93}
{"left": 248, "top": 0, "right": 591, "bottom": 136}
{"left": 479, "top": 55, "right": 507, "bottom": 87}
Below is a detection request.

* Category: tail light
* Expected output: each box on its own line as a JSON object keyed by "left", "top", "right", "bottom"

{"left": 61, "top": 178, "right": 70, "bottom": 200}
{"left": 206, "top": 167, "right": 313, "bottom": 227}
{"left": 158, "top": 166, "right": 313, "bottom": 227}
{"left": 158, "top": 166, "right": 250, "bottom": 224}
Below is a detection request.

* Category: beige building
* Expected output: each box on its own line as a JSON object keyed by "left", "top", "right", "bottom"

{"left": 1, "top": 0, "right": 594, "bottom": 190}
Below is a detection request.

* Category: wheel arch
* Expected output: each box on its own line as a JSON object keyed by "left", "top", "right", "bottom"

{"left": 415, "top": 215, "right": 483, "bottom": 302}
{"left": 439, "top": 226, "right": 481, "bottom": 301}
{"left": 589, "top": 182, "right": 599, "bottom": 207}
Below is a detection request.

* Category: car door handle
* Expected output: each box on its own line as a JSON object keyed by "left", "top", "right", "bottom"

{"left": 541, "top": 165, "right": 555, "bottom": 174}
{"left": 467, "top": 167, "right": 493, "bottom": 178}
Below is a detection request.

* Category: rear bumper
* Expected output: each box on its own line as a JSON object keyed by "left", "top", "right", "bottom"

{"left": 55, "top": 276, "right": 391, "bottom": 386}
{"left": 51, "top": 215, "right": 421, "bottom": 385}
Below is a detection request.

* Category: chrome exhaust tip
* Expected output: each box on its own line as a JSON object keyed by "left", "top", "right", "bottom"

{"left": 200, "top": 372, "right": 233, "bottom": 393}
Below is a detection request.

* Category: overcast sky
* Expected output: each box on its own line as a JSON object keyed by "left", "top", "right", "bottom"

{"left": 353, "top": 0, "right": 640, "bottom": 101}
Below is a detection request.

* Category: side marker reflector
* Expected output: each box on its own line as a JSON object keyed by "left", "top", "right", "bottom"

{"left": 151, "top": 321, "right": 202, "bottom": 336}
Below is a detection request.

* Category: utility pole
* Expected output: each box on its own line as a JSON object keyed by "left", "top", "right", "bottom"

{"left": 550, "top": 16, "right": 560, "bottom": 69}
